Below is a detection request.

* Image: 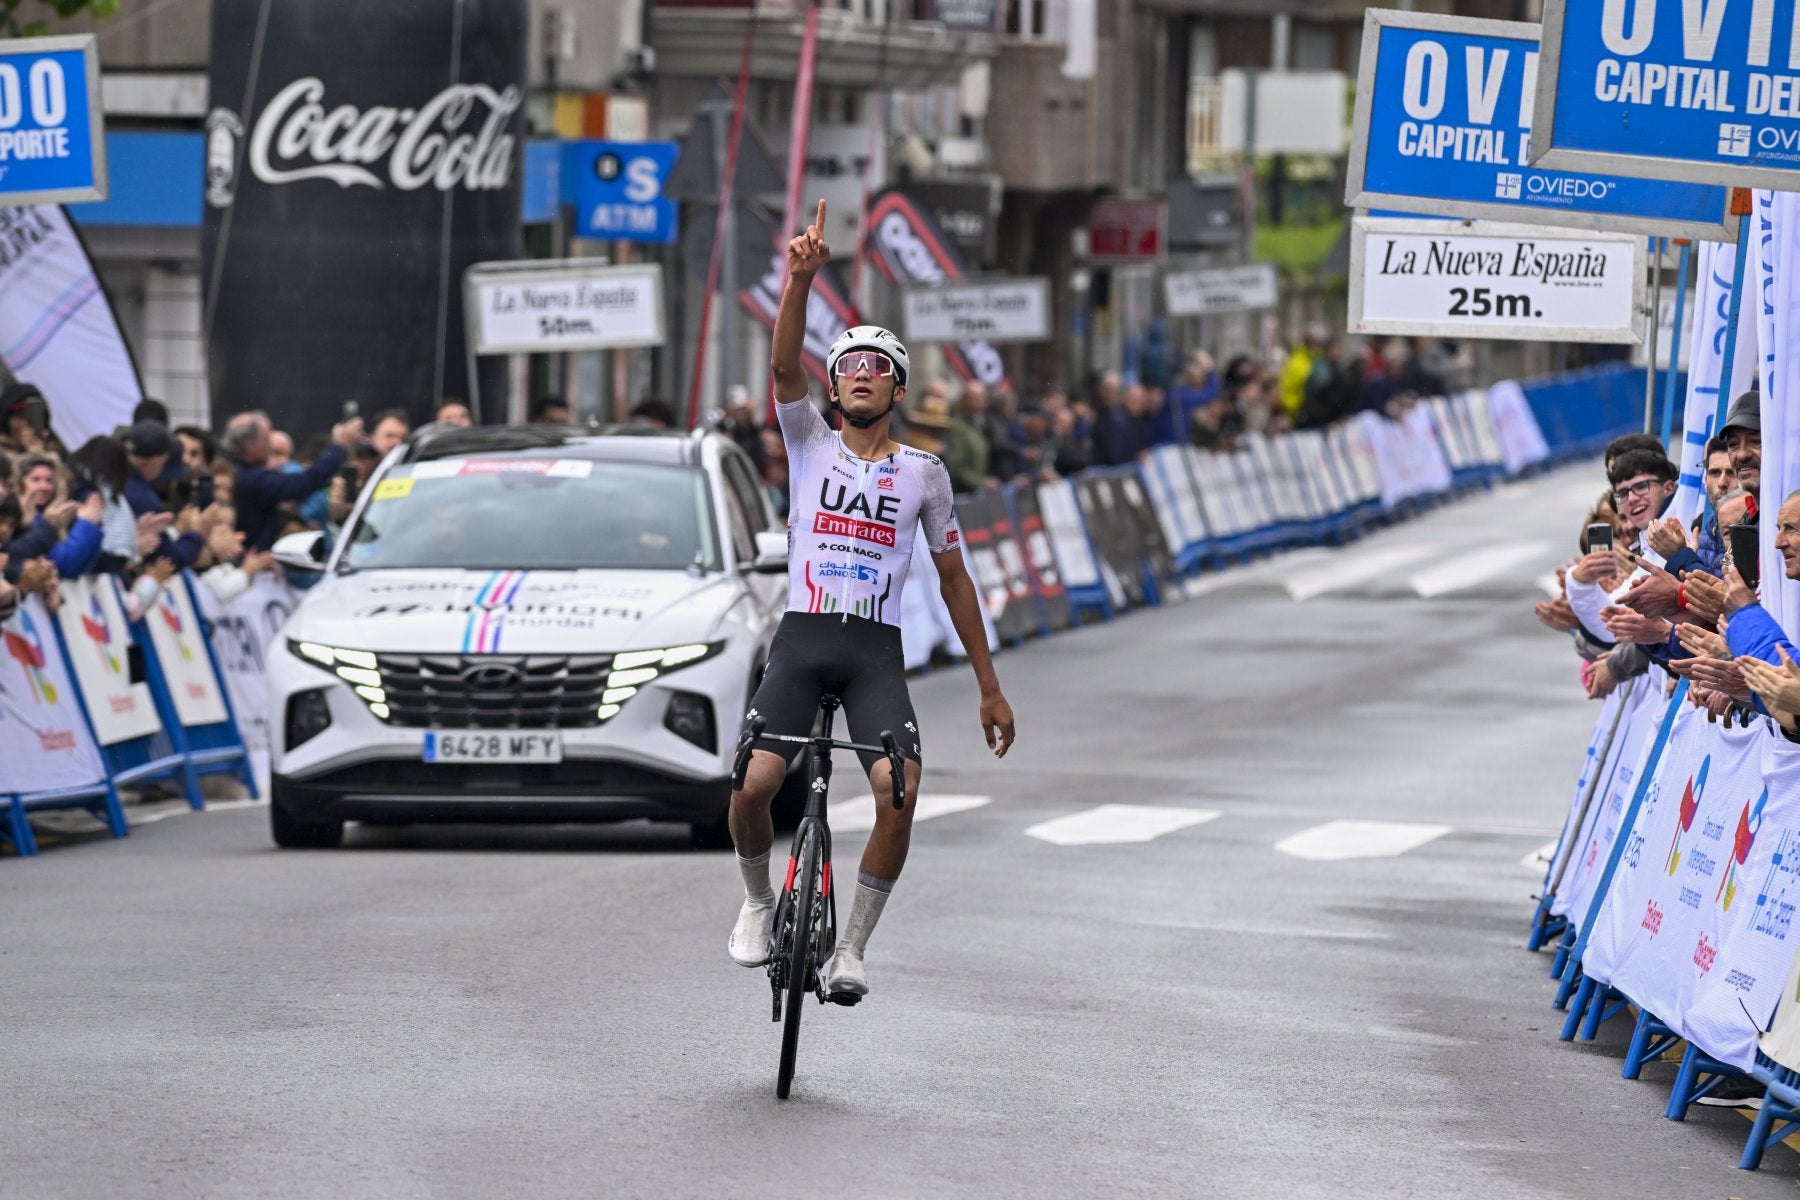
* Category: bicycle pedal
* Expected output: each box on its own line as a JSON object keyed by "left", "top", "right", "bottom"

{"left": 827, "top": 991, "right": 863, "bottom": 1007}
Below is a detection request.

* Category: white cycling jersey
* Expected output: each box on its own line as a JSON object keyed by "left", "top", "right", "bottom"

{"left": 776, "top": 397, "right": 961, "bottom": 625}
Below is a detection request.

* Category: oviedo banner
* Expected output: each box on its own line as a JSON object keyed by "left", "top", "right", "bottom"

{"left": 865, "top": 188, "right": 1011, "bottom": 390}
{"left": 201, "top": 0, "right": 528, "bottom": 434}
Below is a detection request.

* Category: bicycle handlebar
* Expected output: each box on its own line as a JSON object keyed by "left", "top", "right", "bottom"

{"left": 731, "top": 719, "right": 906, "bottom": 811}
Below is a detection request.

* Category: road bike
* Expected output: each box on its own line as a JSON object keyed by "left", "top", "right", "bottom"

{"left": 731, "top": 694, "right": 905, "bottom": 1099}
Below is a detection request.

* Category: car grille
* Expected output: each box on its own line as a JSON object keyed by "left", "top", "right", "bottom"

{"left": 373, "top": 654, "right": 616, "bottom": 729}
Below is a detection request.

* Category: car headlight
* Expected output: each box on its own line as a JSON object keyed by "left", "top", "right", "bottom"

{"left": 596, "top": 641, "right": 725, "bottom": 723}
{"left": 289, "top": 640, "right": 392, "bottom": 721}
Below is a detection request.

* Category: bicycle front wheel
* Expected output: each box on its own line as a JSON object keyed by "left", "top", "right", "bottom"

{"left": 777, "top": 825, "right": 819, "bottom": 1099}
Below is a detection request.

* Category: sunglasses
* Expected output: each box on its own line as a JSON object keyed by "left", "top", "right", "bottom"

{"left": 833, "top": 351, "right": 895, "bottom": 378}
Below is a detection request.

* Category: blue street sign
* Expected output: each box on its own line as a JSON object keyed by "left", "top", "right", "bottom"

{"left": 1348, "top": 12, "right": 1734, "bottom": 242}
{"left": 565, "top": 140, "right": 678, "bottom": 245}
{"left": 1532, "top": 0, "right": 1800, "bottom": 190}
{"left": 0, "top": 35, "right": 105, "bottom": 205}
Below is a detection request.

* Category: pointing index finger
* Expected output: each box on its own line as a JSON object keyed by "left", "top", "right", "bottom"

{"left": 815, "top": 198, "right": 827, "bottom": 233}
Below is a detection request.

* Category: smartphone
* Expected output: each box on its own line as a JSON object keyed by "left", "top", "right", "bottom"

{"left": 1586, "top": 523, "right": 1615, "bottom": 553}
{"left": 1729, "top": 523, "right": 1761, "bottom": 592}
{"left": 341, "top": 400, "right": 360, "bottom": 420}
{"left": 339, "top": 464, "right": 361, "bottom": 496}
{"left": 192, "top": 473, "right": 215, "bottom": 511}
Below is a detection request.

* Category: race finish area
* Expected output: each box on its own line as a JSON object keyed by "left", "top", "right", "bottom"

{"left": 5, "top": 465, "right": 1791, "bottom": 1198}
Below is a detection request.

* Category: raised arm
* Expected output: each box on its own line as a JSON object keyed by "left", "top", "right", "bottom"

{"left": 771, "top": 199, "right": 830, "bottom": 405}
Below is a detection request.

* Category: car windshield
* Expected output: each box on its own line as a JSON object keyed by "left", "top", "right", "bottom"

{"left": 339, "top": 457, "right": 719, "bottom": 572}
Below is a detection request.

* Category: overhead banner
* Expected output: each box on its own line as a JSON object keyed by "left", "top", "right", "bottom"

{"left": 1164, "top": 264, "right": 1279, "bottom": 317}
{"left": 465, "top": 260, "right": 665, "bottom": 354}
{"left": 202, "top": 0, "right": 527, "bottom": 434}
{"left": 1531, "top": 0, "right": 1800, "bottom": 189}
{"left": 1347, "top": 12, "right": 1736, "bottom": 241}
{"left": 0, "top": 205, "right": 143, "bottom": 448}
{"left": 902, "top": 278, "right": 1049, "bottom": 344}
{"left": 866, "top": 188, "right": 1010, "bottom": 389}
{"left": 144, "top": 576, "right": 229, "bottom": 729}
{"left": 0, "top": 595, "right": 106, "bottom": 795}
{"left": 0, "top": 35, "right": 106, "bottom": 205}
{"left": 1349, "top": 216, "right": 1644, "bottom": 343}
{"left": 53, "top": 574, "right": 158, "bottom": 746}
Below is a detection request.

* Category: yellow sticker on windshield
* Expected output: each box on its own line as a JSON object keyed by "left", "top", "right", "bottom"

{"left": 373, "top": 477, "right": 414, "bottom": 500}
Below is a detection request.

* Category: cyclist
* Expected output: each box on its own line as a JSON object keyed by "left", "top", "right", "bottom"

{"left": 728, "top": 199, "right": 1017, "bottom": 996}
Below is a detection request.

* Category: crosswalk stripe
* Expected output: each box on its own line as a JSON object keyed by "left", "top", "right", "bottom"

{"left": 1407, "top": 540, "right": 1553, "bottom": 598}
{"left": 1284, "top": 544, "right": 1435, "bottom": 602}
{"left": 1023, "top": 804, "right": 1220, "bottom": 846}
{"left": 1274, "top": 819, "right": 1452, "bottom": 861}
{"left": 829, "top": 792, "right": 991, "bottom": 834}
{"left": 1521, "top": 839, "right": 1560, "bottom": 872}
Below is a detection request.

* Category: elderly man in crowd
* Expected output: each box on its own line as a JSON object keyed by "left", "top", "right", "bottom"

{"left": 224, "top": 410, "right": 362, "bottom": 551}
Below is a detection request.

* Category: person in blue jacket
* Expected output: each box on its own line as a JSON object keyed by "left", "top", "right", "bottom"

{"left": 2, "top": 452, "right": 105, "bottom": 581}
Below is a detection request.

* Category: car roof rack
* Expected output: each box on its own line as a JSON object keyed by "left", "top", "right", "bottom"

{"left": 404, "top": 425, "right": 574, "bottom": 463}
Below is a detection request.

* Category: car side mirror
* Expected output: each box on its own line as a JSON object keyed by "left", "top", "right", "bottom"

{"left": 271, "top": 530, "right": 327, "bottom": 573}
{"left": 751, "top": 530, "right": 787, "bottom": 575}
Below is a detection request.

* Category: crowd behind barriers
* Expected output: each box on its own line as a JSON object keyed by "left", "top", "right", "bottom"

{"left": 1534, "top": 392, "right": 1800, "bottom": 725}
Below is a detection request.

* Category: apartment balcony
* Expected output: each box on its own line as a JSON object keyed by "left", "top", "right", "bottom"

{"left": 650, "top": 2, "right": 998, "bottom": 89}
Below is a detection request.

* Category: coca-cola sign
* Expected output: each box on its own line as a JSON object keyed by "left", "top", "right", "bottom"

{"left": 201, "top": 0, "right": 526, "bottom": 437}
{"left": 236, "top": 77, "right": 519, "bottom": 194}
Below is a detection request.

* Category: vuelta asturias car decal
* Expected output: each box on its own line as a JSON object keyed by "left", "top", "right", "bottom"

{"left": 462, "top": 570, "right": 529, "bottom": 653}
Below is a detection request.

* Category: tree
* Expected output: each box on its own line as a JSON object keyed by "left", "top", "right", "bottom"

{"left": 1, "top": 0, "right": 119, "bottom": 38}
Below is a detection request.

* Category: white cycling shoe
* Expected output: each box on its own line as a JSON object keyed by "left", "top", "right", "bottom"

{"left": 728, "top": 899, "right": 773, "bottom": 967}
{"left": 824, "top": 948, "right": 869, "bottom": 996}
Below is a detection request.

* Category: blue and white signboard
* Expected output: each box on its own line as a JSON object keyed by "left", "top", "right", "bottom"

{"left": 1531, "top": 0, "right": 1800, "bottom": 189}
{"left": 0, "top": 35, "right": 105, "bottom": 205}
{"left": 567, "top": 140, "right": 678, "bottom": 245}
{"left": 1348, "top": 12, "right": 1735, "bottom": 242}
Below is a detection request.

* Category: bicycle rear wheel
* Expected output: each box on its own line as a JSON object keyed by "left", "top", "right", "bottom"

{"left": 777, "top": 824, "right": 820, "bottom": 1099}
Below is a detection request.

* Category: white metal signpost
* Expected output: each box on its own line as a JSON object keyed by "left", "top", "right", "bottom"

{"left": 461, "top": 259, "right": 665, "bottom": 420}
{"left": 1163, "top": 264, "right": 1279, "bottom": 317}
{"left": 1348, "top": 216, "right": 1645, "bottom": 344}
{"left": 901, "top": 278, "right": 1050, "bottom": 344}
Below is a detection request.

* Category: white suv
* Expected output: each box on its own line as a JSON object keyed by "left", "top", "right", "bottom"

{"left": 267, "top": 425, "right": 790, "bottom": 848}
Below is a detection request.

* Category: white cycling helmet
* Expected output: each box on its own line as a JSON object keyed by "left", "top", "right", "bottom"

{"left": 825, "top": 325, "right": 910, "bottom": 388}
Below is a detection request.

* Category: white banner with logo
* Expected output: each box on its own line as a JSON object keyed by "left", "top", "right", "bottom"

{"left": 0, "top": 206, "right": 143, "bottom": 448}
{"left": 1484, "top": 381, "right": 1551, "bottom": 477}
{"left": 1754, "top": 190, "right": 1800, "bottom": 648}
{"left": 145, "top": 575, "right": 229, "bottom": 728}
{"left": 53, "top": 574, "right": 158, "bottom": 745}
{"left": 1552, "top": 679, "right": 1668, "bottom": 923}
{"left": 1548, "top": 681, "right": 1635, "bottom": 891}
{"left": 0, "top": 595, "right": 106, "bottom": 795}
{"left": 194, "top": 573, "right": 298, "bottom": 756}
{"left": 1586, "top": 713, "right": 1780, "bottom": 1070}
{"left": 1035, "top": 479, "right": 1101, "bottom": 590}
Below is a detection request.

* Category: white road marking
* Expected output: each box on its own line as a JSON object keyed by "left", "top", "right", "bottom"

{"left": 1274, "top": 819, "right": 1452, "bottom": 861}
{"left": 829, "top": 792, "right": 991, "bottom": 834}
{"left": 1521, "top": 839, "right": 1560, "bottom": 872}
{"left": 1181, "top": 548, "right": 1335, "bottom": 597}
{"left": 1284, "top": 544, "right": 1435, "bottom": 602}
{"left": 1407, "top": 541, "right": 1553, "bottom": 598}
{"left": 1023, "top": 803, "right": 1220, "bottom": 846}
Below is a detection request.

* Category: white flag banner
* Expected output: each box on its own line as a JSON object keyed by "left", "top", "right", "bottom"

{"left": 194, "top": 572, "right": 297, "bottom": 755}
{"left": 1671, "top": 235, "right": 1761, "bottom": 528}
{"left": 1683, "top": 729, "right": 1800, "bottom": 1071}
{"left": 53, "top": 574, "right": 158, "bottom": 745}
{"left": 144, "top": 575, "right": 229, "bottom": 728}
{"left": 0, "top": 595, "right": 107, "bottom": 795}
{"left": 1484, "top": 381, "right": 1551, "bottom": 477}
{"left": 1754, "top": 190, "right": 1800, "bottom": 645}
{"left": 1552, "top": 678, "right": 1668, "bottom": 923}
{"left": 1585, "top": 712, "right": 1771, "bottom": 1069}
{"left": 0, "top": 207, "right": 144, "bottom": 449}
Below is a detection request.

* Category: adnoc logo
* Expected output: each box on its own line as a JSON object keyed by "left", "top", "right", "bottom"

{"left": 3, "top": 609, "right": 58, "bottom": 705}
{"left": 80, "top": 590, "right": 121, "bottom": 674}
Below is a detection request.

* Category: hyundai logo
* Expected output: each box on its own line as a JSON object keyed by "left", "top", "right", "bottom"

{"left": 460, "top": 663, "right": 523, "bottom": 693}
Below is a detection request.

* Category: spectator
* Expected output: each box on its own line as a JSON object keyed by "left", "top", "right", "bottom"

{"left": 759, "top": 426, "right": 789, "bottom": 518}
{"left": 1720, "top": 389, "right": 1761, "bottom": 501}
{"left": 266, "top": 430, "right": 297, "bottom": 472}
{"left": 1092, "top": 380, "right": 1145, "bottom": 467}
{"left": 1012, "top": 404, "right": 1060, "bottom": 481}
{"left": 132, "top": 398, "right": 170, "bottom": 427}
{"left": 65, "top": 435, "right": 147, "bottom": 573}
{"left": 123, "top": 421, "right": 211, "bottom": 569}
{"left": 1703, "top": 436, "right": 1738, "bottom": 508}
{"left": 222, "top": 410, "right": 361, "bottom": 551}
{"left": 898, "top": 393, "right": 954, "bottom": 461}
{"left": 1299, "top": 338, "right": 1356, "bottom": 429}
{"left": 4, "top": 461, "right": 104, "bottom": 583}
{"left": 0, "top": 448, "right": 11, "bottom": 496}
{"left": 628, "top": 396, "right": 677, "bottom": 429}
{"left": 369, "top": 408, "right": 412, "bottom": 456}
{"left": 930, "top": 380, "right": 987, "bottom": 493}
{"left": 716, "top": 386, "right": 766, "bottom": 472}
{"left": 1278, "top": 329, "right": 1321, "bottom": 418}
{"left": 174, "top": 425, "right": 215, "bottom": 475}
{"left": 1, "top": 382, "right": 60, "bottom": 456}
{"left": 532, "top": 396, "right": 572, "bottom": 425}
{"left": 1164, "top": 352, "right": 1219, "bottom": 445}
{"left": 960, "top": 381, "right": 1017, "bottom": 481}
{"left": 435, "top": 399, "right": 474, "bottom": 427}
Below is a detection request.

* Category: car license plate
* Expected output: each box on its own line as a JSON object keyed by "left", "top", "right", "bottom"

{"left": 422, "top": 731, "right": 563, "bottom": 764}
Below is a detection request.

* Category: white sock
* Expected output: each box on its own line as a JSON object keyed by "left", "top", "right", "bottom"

{"left": 738, "top": 850, "right": 774, "bottom": 905}
{"left": 840, "top": 873, "right": 895, "bottom": 957}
